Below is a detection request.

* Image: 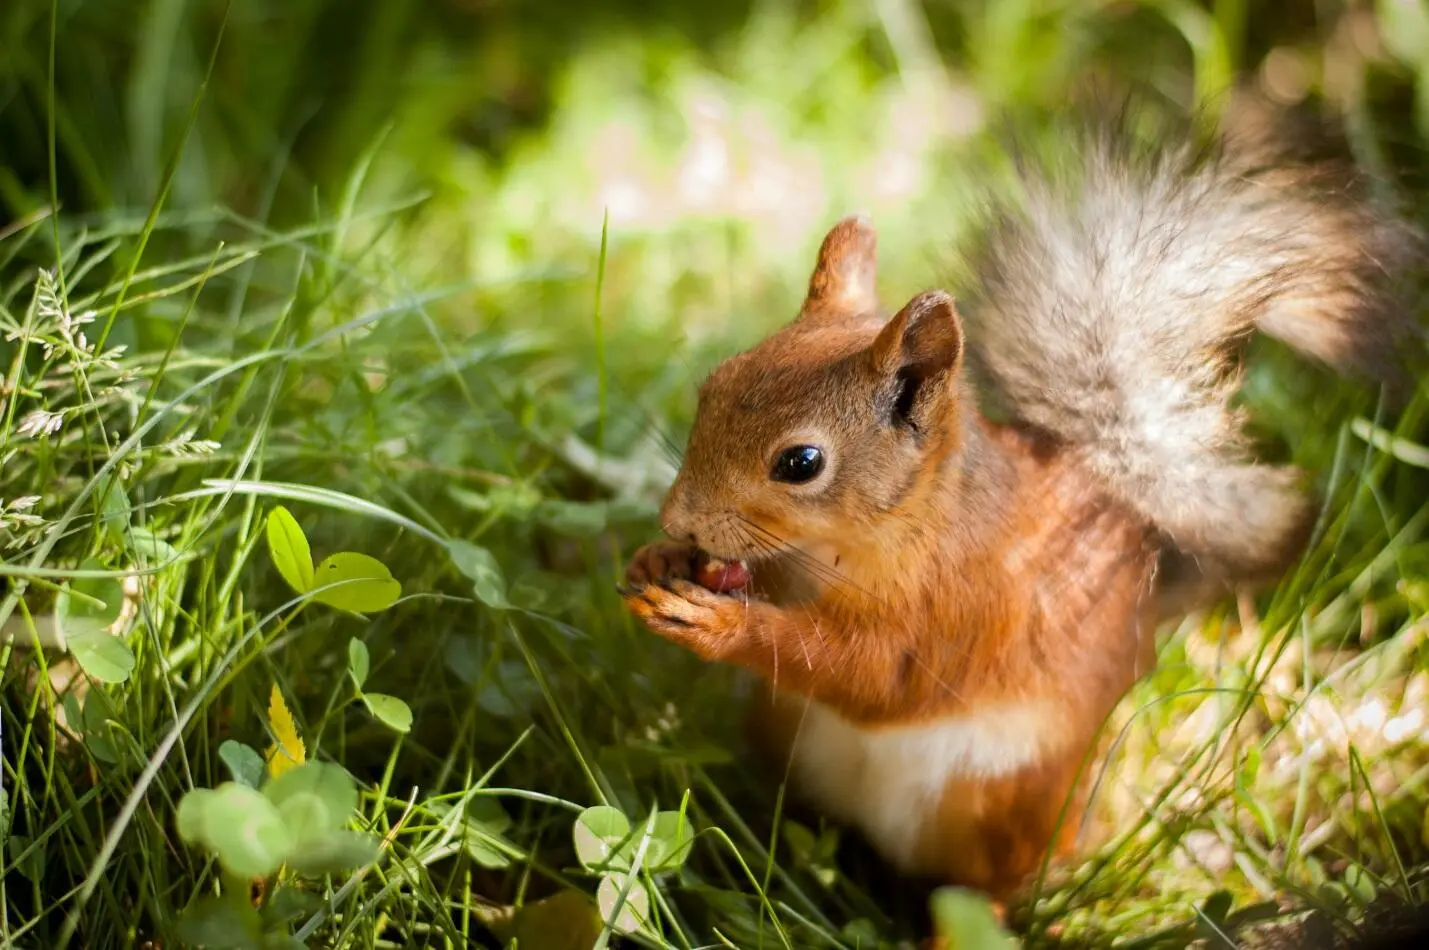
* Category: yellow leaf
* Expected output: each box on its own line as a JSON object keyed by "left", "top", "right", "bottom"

{"left": 265, "top": 683, "right": 305, "bottom": 780}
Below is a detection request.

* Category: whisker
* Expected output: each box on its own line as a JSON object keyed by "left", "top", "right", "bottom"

{"left": 732, "top": 515, "right": 877, "bottom": 602}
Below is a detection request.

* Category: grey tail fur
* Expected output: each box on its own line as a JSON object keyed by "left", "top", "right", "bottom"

{"left": 961, "top": 104, "right": 1423, "bottom": 589}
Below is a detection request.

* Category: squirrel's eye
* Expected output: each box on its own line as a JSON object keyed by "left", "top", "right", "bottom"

{"left": 771, "top": 445, "right": 826, "bottom": 484}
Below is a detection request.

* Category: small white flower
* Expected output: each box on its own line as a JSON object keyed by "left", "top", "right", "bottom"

{"left": 5, "top": 496, "right": 40, "bottom": 511}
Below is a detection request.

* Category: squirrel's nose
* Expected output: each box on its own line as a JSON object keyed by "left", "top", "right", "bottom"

{"left": 659, "top": 484, "right": 698, "bottom": 546}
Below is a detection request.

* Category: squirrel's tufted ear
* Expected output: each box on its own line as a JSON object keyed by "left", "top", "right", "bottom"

{"left": 872, "top": 290, "right": 963, "bottom": 379}
{"left": 871, "top": 290, "right": 964, "bottom": 432}
{"left": 803, "top": 215, "right": 878, "bottom": 314}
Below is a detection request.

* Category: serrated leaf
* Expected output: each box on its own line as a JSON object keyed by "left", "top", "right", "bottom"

{"left": 447, "top": 540, "right": 509, "bottom": 609}
{"left": 361, "top": 693, "right": 412, "bottom": 733}
{"left": 929, "top": 887, "right": 1016, "bottom": 950}
{"left": 573, "top": 805, "right": 632, "bottom": 871}
{"left": 284, "top": 829, "right": 379, "bottom": 877}
{"left": 197, "top": 783, "right": 291, "bottom": 879}
{"left": 266, "top": 506, "right": 314, "bottom": 595}
{"left": 219, "top": 740, "right": 266, "bottom": 788}
{"left": 311, "top": 553, "right": 401, "bottom": 613}
{"left": 347, "top": 638, "right": 370, "bottom": 690}
{"left": 596, "top": 872, "right": 649, "bottom": 935}
{"left": 265, "top": 684, "right": 306, "bottom": 780}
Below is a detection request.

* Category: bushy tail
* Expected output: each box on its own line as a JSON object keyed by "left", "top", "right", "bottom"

{"left": 962, "top": 102, "right": 1423, "bottom": 583}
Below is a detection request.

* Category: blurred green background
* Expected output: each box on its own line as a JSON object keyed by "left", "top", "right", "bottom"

{"left": 5, "top": 1, "right": 1429, "bottom": 948}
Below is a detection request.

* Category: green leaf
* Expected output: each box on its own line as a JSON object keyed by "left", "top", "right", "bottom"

{"left": 596, "top": 872, "right": 649, "bottom": 936}
{"left": 476, "top": 660, "right": 541, "bottom": 718}
{"left": 347, "top": 638, "right": 370, "bottom": 690}
{"left": 80, "top": 688, "right": 124, "bottom": 763}
{"left": 573, "top": 805, "right": 633, "bottom": 872}
{"left": 311, "top": 553, "right": 401, "bottom": 613}
{"left": 58, "top": 560, "right": 125, "bottom": 633}
{"left": 460, "top": 796, "right": 513, "bottom": 868}
{"left": 468, "top": 796, "right": 512, "bottom": 835}
{"left": 929, "top": 887, "right": 1016, "bottom": 950}
{"left": 1345, "top": 864, "right": 1378, "bottom": 905}
{"left": 646, "top": 810, "right": 695, "bottom": 871}
{"left": 266, "top": 506, "right": 314, "bottom": 595}
{"left": 260, "top": 886, "right": 323, "bottom": 926}
{"left": 68, "top": 633, "right": 136, "bottom": 685}
{"left": 362, "top": 693, "right": 412, "bottom": 733}
{"left": 284, "top": 829, "right": 380, "bottom": 877}
{"left": 447, "top": 540, "right": 509, "bottom": 609}
{"left": 126, "top": 526, "right": 179, "bottom": 565}
{"left": 264, "top": 935, "right": 309, "bottom": 950}
{"left": 176, "top": 788, "right": 216, "bottom": 845}
{"left": 175, "top": 896, "right": 264, "bottom": 950}
{"left": 535, "top": 499, "right": 607, "bottom": 537}
{"left": 196, "top": 783, "right": 292, "bottom": 879}
{"left": 263, "top": 762, "right": 358, "bottom": 832}
{"left": 276, "top": 792, "right": 334, "bottom": 845}
{"left": 9, "top": 834, "right": 44, "bottom": 883}
{"left": 57, "top": 559, "right": 134, "bottom": 684}
{"left": 94, "top": 474, "right": 132, "bottom": 545}
{"left": 219, "top": 740, "right": 266, "bottom": 788}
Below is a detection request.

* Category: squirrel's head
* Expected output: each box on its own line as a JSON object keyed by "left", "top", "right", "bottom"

{"left": 661, "top": 216, "right": 968, "bottom": 565}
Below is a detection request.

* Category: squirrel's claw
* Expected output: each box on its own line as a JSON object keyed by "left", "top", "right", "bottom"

{"left": 620, "top": 577, "right": 751, "bottom": 660}
{"left": 624, "top": 540, "right": 698, "bottom": 587}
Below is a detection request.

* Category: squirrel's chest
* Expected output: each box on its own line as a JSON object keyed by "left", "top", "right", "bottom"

{"left": 784, "top": 699, "right": 1055, "bottom": 871}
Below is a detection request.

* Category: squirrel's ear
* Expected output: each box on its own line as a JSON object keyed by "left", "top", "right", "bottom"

{"left": 872, "top": 290, "right": 964, "bottom": 380}
{"left": 803, "top": 215, "right": 878, "bottom": 314}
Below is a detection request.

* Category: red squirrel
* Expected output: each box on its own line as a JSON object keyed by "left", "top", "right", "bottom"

{"left": 619, "top": 103, "right": 1421, "bottom": 903}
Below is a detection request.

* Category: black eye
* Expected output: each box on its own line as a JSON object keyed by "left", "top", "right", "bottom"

{"left": 771, "top": 445, "right": 826, "bottom": 484}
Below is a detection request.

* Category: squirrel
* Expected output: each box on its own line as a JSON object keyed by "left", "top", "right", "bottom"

{"left": 619, "top": 99, "right": 1422, "bottom": 904}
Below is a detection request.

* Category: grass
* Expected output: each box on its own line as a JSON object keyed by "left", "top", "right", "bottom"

{"left": 3, "top": 0, "right": 1429, "bottom": 947}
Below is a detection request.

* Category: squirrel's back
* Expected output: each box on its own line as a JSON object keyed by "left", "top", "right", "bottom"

{"left": 961, "top": 103, "right": 1423, "bottom": 587}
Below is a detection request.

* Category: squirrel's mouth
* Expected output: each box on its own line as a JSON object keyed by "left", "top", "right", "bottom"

{"left": 693, "top": 551, "right": 753, "bottom": 594}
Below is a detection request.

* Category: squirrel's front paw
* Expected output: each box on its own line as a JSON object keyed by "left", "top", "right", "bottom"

{"left": 622, "top": 580, "right": 750, "bottom": 660}
{"left": 625, "top": 540, "right": 698, "bottom": 586}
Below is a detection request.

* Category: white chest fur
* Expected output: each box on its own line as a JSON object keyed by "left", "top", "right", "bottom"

{"left": 783, "top": 699, "right": 1055, "bottom": 872}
